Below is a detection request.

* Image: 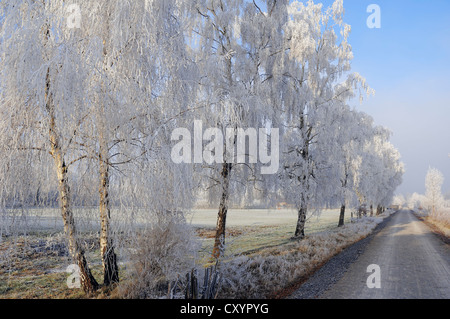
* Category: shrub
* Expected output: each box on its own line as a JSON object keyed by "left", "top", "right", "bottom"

{"left": 118, "top": 212, "right": 199, "bottom": 299}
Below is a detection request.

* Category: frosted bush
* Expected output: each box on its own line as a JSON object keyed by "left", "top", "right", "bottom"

{"left": 118, "top": 212, "right": 200, "bottom": 299}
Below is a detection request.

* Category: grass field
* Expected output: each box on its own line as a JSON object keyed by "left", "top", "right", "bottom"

{"left": 188, "top": 208, "right": 351, "bottom": 262}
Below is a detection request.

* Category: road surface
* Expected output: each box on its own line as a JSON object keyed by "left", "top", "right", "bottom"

{"left": 320, "top": 210, "right": 450, "bottom": 299}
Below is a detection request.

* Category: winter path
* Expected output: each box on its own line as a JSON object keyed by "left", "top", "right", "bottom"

{"left": 291, "top": 210, "right": 450, "bottom": 299}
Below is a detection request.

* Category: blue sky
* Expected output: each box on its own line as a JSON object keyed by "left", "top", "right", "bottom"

{"left": 317, "top": 0, "right": 450, "bottom": 196}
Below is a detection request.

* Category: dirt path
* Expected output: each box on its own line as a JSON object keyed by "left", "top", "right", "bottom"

{"left": 319, "top": 210, "right": 450, "bottom": 299}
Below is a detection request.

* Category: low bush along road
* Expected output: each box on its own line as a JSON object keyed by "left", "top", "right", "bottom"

{"left": 310, "top": 210, "right": 450, "bottom": 299}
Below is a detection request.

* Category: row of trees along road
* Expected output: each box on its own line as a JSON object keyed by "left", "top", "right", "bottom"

{"left": 0, "top": 0, "right": 404, "bottom": 292}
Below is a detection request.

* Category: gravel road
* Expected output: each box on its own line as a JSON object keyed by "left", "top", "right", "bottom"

{"left": 289, "top": 210, "right": 450, "bottom": 299}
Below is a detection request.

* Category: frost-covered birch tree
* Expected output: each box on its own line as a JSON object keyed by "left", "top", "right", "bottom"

{"left": 319, "top": 107, "right": 370, "bottom": 227}
{"left": 425, "top": 167, "right": 444, "bottom": 217}
{"left": 189, "top": 0, "right": 288, "bottom": 258}
{"left": 352, "top": 125, "right": 404, "bottom": 215}
{"left": 0, "top": 0, "right": 100, "bottom": 292}
{"left": 279, "top": 0, "right": 373, "bottom": 239}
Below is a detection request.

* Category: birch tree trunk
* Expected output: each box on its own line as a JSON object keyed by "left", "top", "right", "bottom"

{"left": 338, "top": 205, "right": 346, "bottom": 227}
{"left": 339, "top": 171, "right": 348, "bottom": 227}
{"left": 212, "top": 163, "right": 232, "bottom": 259}
{"left": 95, "top": 94, "right": 119, "bottom": 285}
{"left": 294, "top": 194, "right": 307, "bottom": 239}
{"left": 293, "top": 115, "right": 310, "bottom": 239}
{"left": 96, "top": 6, "right": 119, "bottom": 286}
{"left": 46, "top": 69, "right": 99, "bottom": 293}
{"left": 98, "top": 153, "right": 119, "bottom": 285}
{"left": 212, "top": 24, "right": 235, "bottom": 259}
{"left": 376, "top": 205, "right": 383, "bottom": 216}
